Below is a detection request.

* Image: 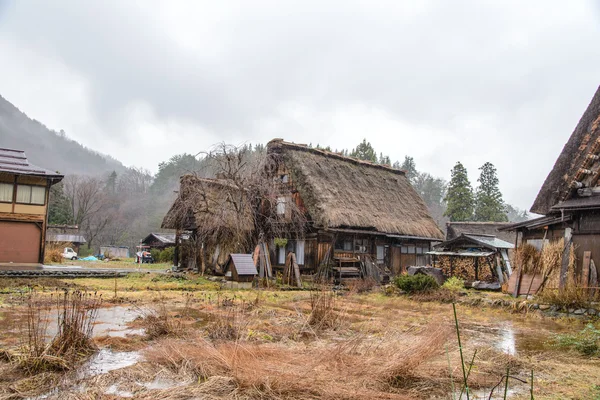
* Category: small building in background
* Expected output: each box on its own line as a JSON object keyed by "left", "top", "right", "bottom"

{"left": 224, "top": 253, "right": 258, "bottom": 283}
{"left": 0, "top": 148, "right": 63, "bottom": 264}
{"left": 46, "top": 225, "right": 87, "bottom": 253}
{"left": 142, "top": 232, "right": 176, "bottom": 250}
{"left": 100, "top": 245, "right": 130, "bottom": 259}
{"left": 428, "top": 233, "right": 514, "bottom": 286}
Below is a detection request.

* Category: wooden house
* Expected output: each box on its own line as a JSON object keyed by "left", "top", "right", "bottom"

{"left": 502, "top": 85, "right": 600, "bottom": 284}
{"left": 0, "top": 148, "right": 63, "bottom": 264}
{"left": 266, "top": 139, "right": 445, "bottom": 277}
{"left": 142, "top": 233, "right": 176, "bottom": 250}
{"left": 224, "top": 253, "right": 258, "bottom": 282}
{"left": 162, "top": 139, "right": 444, "bottom": 277}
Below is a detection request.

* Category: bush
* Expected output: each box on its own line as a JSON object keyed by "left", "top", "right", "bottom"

{"left": 394, "top": 274, "right": 439, "bottom": 293}
{"left": 554, "top": 324, "right": 600, "bottom": 356}
{"left": 442, "top": 277, "right": 465, "bottom": 292}
{"left": 159, "top": 247, "right": 175, "bottom": 263}
{"left": 150, "top": 249, "right": 161, "bottom": 262}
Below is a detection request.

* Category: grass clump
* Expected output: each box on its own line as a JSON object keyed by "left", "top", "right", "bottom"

{"left": 442, "top": 276, "right": 465, "bottom": 292}
{"left": 553, "top": 324, "right": 600, "bottom": 356}
{"left": 394, "top": 274, "right": 439, "bottom": 293}
{"left": 308, "top": 289, "right": 343, "bottom": 331}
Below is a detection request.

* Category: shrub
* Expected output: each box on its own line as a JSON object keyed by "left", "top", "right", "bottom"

{"left": 150, "top": 249, "right": 161, "bottom": 262}
{"left": 159, "top": 247, "right": 175, "bottom": 263}
{"left": 441, "top": 276, "right": 465, "bottom": 292}
{"left": 394, "top": 274, "right": 439, "bottom": 293}
{"left": 553, "top": 324, "right": 600, "bottom": 356}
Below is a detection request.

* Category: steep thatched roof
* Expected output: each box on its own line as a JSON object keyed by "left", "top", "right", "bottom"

{"left": 531, "top": 86, "right": 600, "bottom": 215}
{"left": 267, "top": 139, "right": 444, "bottom": 240}
{"left": 161, "top": 175, "right": 254, "bottom": 234}
{"left": 446, "top": 221, "right": 516, "bottom": 244}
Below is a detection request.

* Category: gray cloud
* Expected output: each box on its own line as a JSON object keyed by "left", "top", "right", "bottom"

{"left": 0, "top": 0, "right": 599, "bottom": 210}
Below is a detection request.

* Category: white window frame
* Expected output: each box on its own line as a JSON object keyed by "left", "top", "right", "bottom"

{"left": 0, "top": 182, "right": 13, "bottom": 203}
{"left": 278, "top": 246, "right": 286, "bottom": 264}
{"left": 276, "top": 197, "right": 286, "bottom": 215}
{"left": 296, "top": 240, "right": 305, "bottom": 265}
{"left": 16, "top": 184, "right": 46, "bottom": 205}
{"left": 376, "top": 245, "right": 385, "bottom": 262}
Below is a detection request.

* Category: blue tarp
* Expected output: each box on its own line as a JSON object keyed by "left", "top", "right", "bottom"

{"left": 81, "top": 256, "right": 99, "bottom": 261}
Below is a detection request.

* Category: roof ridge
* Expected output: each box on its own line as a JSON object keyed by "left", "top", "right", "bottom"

{"left": 267, "top": 138, "right": 406, "bottom": 176}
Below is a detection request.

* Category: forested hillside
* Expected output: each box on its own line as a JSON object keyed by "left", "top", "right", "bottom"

{"left": 0, "top": 95, "right": 125, "bottom": 175}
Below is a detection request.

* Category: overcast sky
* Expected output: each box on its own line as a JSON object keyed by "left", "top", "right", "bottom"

{"left": 1, "top": 1, "right": 599, "bottom": 211}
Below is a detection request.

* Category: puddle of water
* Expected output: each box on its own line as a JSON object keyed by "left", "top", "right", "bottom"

{"left": 93, "top": 306, "right": 144, "bottom": 337}
{"left": 142, "top": 377, "right": 183, "bottom": 390}
{"left": 78, "top": 349, "right": 141, "bottom": 379}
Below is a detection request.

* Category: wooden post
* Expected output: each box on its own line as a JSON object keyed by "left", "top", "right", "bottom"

{"left": 173, "top": 230, "right": 181, "bottom": 269}
{"left": 590, "top": 259, "right": 598, "bottom": 297}
{"left": 559, "top": 228, "right": 572, "bottom": 290}
{"left": 582, "top": 251, "right": 592, "bottom": 287}
{"left": 474, "top": 257, "right": 479, "bottom": 281}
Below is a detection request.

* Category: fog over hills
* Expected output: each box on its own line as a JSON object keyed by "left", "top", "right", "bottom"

{"left": 0, "top": 95, "right": 126, "bottom": 176}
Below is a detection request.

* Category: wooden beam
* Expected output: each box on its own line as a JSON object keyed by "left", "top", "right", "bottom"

{"left": 559, "top": 228, "right": 573, "bottom": 290}
{"left": 582, "top": 251, "right": 592, "bottom": 287}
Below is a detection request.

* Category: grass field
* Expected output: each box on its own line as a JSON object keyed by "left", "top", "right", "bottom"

{"left": 0, "top": 274, "right": 598, "bottom": 399}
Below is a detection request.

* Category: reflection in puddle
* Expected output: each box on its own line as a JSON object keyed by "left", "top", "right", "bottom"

{"left": 93, "top": 306, "right": 144, "bottom": 337}
{"left": 496, "top": 326, "right": 516, "bottom": 356}
{"left": 105, "top": 384, "right": 134, "bottom": 398}
{"left": 79, "top": 349, "right": 141, "bottom": 379}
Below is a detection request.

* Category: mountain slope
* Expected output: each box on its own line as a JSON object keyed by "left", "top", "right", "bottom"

{"left": 0, "top": 95, "right": 125, "bottom": 175}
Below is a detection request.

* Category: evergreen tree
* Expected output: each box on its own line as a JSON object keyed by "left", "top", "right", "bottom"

{"left": 350, "top": 139, "right": 377, "bottom": 162}
{"left": 400, "top": 156, "right": 418, "bottom": 184}
{"left": 48, "top": 182, "right": 73, "bottom": 225}
{"left": 379, "top": 153, "right": 391, "bottom": 166}
{"left": 444, "top": 162, "right": 474, "bottom": 221}
{"left": 474, "top": 162, "right": 508, "bottom": 222}
{"left": 106, "top": 171, "right": 117, "bottom": 193}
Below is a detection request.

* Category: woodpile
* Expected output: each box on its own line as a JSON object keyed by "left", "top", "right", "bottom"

{"left": 436, "top": 256, "right": 495, "bottom": 282}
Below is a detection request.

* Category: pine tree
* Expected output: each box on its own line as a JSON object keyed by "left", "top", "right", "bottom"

{"left": 379, "top": 152, "right": 391, "bottom": 166}
{"left": 350, "top": 139, "right": 377, "bottom": 162}
{"left": 474, "top": 162, "right": 508, "bottom": 222}
{"left": 400, "top": 156, "right": 418, "bottom": 184}
{"left": 48, "top": 182, "right": 73, "bottom": 225}
{"left": 444, "top": 162, "right": 474, "bottom": 222}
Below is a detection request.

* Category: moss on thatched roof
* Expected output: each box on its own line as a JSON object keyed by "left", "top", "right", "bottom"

{"left": 531, "top": 85, "right": 600, "bottom": 215}
{"left": 267, "top": 139, "right": 444, "bottom": 240}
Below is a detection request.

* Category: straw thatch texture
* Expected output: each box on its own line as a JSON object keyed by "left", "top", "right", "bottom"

{"left": 532, "top": 85, "right": 600, "bottom": 215}
{"left": 161, "top": 175, "right": 254, "bottom": 234}
{"left": 268, "top": 140, "right": 444, "bottom": 240}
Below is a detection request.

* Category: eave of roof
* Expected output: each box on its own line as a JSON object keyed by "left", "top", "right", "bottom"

{"left": 0, "top": 147, "right": 64, "bottom": 180}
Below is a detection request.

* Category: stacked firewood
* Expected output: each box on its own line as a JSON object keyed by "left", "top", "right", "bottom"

{"left": 437, "top": 256, "right": 495, "bottom": 282}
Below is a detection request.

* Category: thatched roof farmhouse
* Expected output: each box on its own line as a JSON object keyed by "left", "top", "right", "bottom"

{"left": 163, "top": 139, "right": 444, "bottom": 275}
{"left": 504, "top": 85, "right": 600, "bottom": 288}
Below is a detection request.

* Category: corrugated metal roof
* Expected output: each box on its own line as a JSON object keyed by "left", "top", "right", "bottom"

{"left": 464, "top": 234, "right": 514, "bottom": 250}
{"left": 0, "top": 147, "right": 63, "bottom": 178}
{"left": 427, "top": 250, "right": 495, "bottom": 257}
{"left": 151, "top": 233, "right": 176, "bottom": 244}
{"left": 227, "top": 253, "right": 257, "bottom": 275}
{"left": 46, "top": 234, "right": 87, "bottom": 243}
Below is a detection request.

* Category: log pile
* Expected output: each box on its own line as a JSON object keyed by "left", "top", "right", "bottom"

{"left": 436, "top": 256, "right": 495, "bottom": 282}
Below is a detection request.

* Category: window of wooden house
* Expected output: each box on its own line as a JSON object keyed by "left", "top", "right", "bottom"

{"left": 354, "top": 238, "right": 369, "bottom": 253}
{"left": 376, "top": 245, "right": 385, "bottom": 262}
{"left": 296, "top": 240, "right": 305, "bottom": 265}
{"left": 335, "top": 238, "right": 353, "bottom": 251}
{"left": 16, "top": 185, "right": 46, "bottom": 205}
{"left": 278, "top": 246, "right": 286, "bottom": 264}
{"left": 0, "top": 183, "right": 13, "bottom": 202}
{"left": 276, "top": 197, "right": 286, "bottom": 215}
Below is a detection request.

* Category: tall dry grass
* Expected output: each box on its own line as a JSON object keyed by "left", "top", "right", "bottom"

{"left": 144, "top": 322, "right": 451, "bottom": 399}
{"left": 7, "top": 291, "right": 101, "bottom": 374}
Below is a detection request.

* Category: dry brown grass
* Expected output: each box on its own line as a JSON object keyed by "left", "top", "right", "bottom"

{"left": 143, "top": 322, "right": 451, "bottom": 399}
{"left": 308, "top": 289, "right": 344, "bottom": 331}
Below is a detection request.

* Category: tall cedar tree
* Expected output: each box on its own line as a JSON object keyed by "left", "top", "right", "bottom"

{"left": 474, "top": 162, "right": 508, "bottom": 222}
{"left": 350, "top": 139, "right": 377, "bottom": 162}
{"left": 444, "top": 162, "right": 474, "bottom": 221}
{"left": 400, "top": 156, "right": 418, "bottom": 184}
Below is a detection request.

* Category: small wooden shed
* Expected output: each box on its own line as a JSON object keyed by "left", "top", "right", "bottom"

{"left": 224, "top": 253, "right": 258, "bottom": 282}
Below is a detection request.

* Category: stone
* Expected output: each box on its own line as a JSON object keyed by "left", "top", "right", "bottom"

{"left": 573, "top": 309, "right": 586, "bottom": 315}
{"left": 407, "top": 266, "right": 445, "bottom": 285}
{"left": 568, "top": 308, "right": 575, "bottom": 314}
{"left": 588, "top": 309, "right": 597, "bottom": 316}
{"left": 531, "top": 303, "right": 540, "bottom": 310}
{"left": 471, "top": 281, "right": 501, "bottom": 291}
{"left": 538, "top": 304, "right": 551, "bottom": 311}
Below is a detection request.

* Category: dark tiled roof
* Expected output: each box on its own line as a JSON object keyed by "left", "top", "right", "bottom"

{"left": 46, "top": 234, "right": 87, "bottom": 244}
{"left": 551, "top": 196, "right": 600, "bottom": 211}
{"left": 143, "top": 233, "right": 176, "bottom": 244}
{"left": 227, "top": 253, "right": 257, "bottom": 275}
{"left": 0, "top": 147, "right": 63, "bottom": 178}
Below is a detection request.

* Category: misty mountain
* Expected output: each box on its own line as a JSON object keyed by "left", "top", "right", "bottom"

{"left": 0, "top": 94, "right": 125, "bottom": 176}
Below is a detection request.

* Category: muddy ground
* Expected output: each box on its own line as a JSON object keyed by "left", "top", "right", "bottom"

{"left": 0, "top": 274, "right": 598, "bottom": 400}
